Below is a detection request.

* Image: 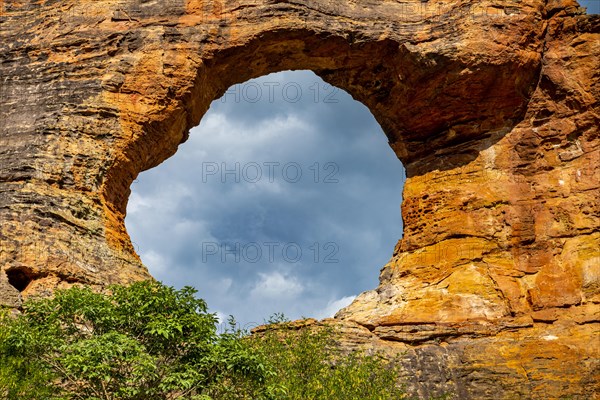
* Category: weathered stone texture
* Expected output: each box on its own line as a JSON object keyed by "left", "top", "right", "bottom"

{"left": 0, "top": 0, "right": 598, "bottom": 398}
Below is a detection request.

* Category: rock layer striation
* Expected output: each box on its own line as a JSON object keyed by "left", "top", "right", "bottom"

{"left": 0, "top": 0, "right": 598, "bottom": 398}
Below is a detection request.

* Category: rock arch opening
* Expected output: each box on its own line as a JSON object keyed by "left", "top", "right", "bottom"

{"left": 125, "top": 70, "right": 405, "bottom": 325}
{"left": 100, "top": 20, "right": 538, "bottom": 290}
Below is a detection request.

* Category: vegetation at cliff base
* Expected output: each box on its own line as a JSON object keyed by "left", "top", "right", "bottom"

{"left": 0, "top": 281, "right": 407, "bottom": 399}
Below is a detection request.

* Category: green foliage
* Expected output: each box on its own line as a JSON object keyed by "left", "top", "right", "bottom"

{"left": 0, "top": 310, "right": 56, "bottom": 399}
{"left": 240, "top": 316, "right": 409, "bottom": 400}
{"left": 0, "top": 283, "right": 412, "bottom": 399}
{"left": 0, "top": 282, "right": 271, "bottom": 400}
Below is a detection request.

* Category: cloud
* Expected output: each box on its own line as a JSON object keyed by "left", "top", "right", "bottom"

{"left": 214, "top": 311, "right": 227, "bottom": 325}
{"left": 250, "top": 271, "right": 304, "bottom": 299}
{"left": 140, "top": 250, "right": 169, "bottom": 275}
{"left": 125, "top": 70, "right": 405, "bottom": 327}
{"left": 314, "top": 296, "right": 357, "bottom": 320}
{"left": 127, "top": 192, "right": 152, "bottom": 215}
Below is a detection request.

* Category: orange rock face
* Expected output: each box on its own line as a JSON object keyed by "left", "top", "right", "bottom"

{"left": 0, "top": 0, "right": 598, "bottom": 398}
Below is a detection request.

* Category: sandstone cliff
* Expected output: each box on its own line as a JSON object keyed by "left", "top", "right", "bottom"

{"left": 0, "top": 0, "right": 598, "bottom": 398}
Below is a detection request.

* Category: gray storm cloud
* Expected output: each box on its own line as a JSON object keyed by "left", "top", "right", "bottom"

{"left": 126, "top": 70, "right": 405, "bottom": 327}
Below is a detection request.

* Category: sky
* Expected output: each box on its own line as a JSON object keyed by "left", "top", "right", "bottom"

{"left": 579, "top": 0, "right": 599, "bottom": 14}
{"left": 125, "top": 71, "right": 405, "bottom": 330}
{"left": 125, "top": 3, "right": 597, "bottom": 330}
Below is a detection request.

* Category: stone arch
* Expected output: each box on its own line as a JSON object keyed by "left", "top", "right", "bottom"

{"left": 99, "top": 9, "right": 541, "bottom": 265}
{"left": 1, "top": 1, "right": 598, "bottom": 397}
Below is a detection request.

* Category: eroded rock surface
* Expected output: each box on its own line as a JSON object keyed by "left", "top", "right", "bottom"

{"left": 0, "top": 0, "right": 598, "bottom": 398}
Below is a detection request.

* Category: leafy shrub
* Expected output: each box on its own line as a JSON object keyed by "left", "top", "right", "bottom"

{"left": 0, "top": 282, "right": 273, "bottom": 400}
{"left": 0, "top": 283, "right": 411, "bottom": 399}
{"left": 241, "top": 315, "right": 408, "bottom": 400}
